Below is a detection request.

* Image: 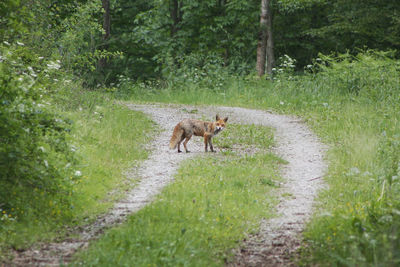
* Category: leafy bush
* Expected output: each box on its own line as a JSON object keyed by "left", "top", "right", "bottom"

{"left": 313, "top": 51, "right": 400, "bottom": 101}
{"left": 0, "top": 43, "right": 77, "bottom": 223}
{"left": 113, "top": 52, "right": 233, "bottom": 100}
{"left": 162, "top": 52, "right": 231, "bottom": 91}
{"left": 56, "top": 0, "right": 122, "bottom": 87}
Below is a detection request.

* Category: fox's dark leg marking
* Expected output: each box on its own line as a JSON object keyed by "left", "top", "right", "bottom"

{"left": 209, "top": 138, "right": 215, "bottom": 152}
{"left": 183, "top": 134, "right": 192, "bottom": 153}
{"left": 177, "top": 134, "right": 185, "bottom": 153}
{"left": 177, "top": 141, "right": 182, "bottom": 153}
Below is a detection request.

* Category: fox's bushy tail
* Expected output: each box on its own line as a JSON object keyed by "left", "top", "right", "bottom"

{"left": 169, "top": 125, "right": 184, "bottom": 150}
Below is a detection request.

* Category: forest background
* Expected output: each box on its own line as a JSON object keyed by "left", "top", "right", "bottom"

{"left": 1, "top": 0, "right": 400, "bottom": 266}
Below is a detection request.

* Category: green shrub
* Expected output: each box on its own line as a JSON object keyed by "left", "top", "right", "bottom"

{"left": 0, "top": 43, "right": 77, "bottom": 223}
{"left": 313, "top": 51, "right": 400, "bottom": 102}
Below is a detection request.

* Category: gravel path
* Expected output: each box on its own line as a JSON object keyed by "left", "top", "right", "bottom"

{"left": 8, "top": 104, "right": 326, "bottom": 266}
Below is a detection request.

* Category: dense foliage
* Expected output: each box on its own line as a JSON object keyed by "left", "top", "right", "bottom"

{"left": 101, "top": 0, "right": 400, "bottom": 83}
{"left": 3, "top": 0, "right": 399, "bottom": 83}
{"left": 0, "top": 43, "right": 76, "bottom": 224}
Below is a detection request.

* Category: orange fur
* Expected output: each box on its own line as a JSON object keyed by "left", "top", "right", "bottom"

{"left": 169, "top": 115, "right": 228, "bottom": 153}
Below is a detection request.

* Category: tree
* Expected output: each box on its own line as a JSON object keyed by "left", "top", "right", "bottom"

{"left": 169, "top": 0, "right": 182, "bottom": 38}
{"left": 257, "top": 0, "right": 275, "bottom": 77}
{"left": 265, "top": 0, "right": 275, "bottom": 76}
{"left": 257, "top": 0, "right": 268, "bottom": 76}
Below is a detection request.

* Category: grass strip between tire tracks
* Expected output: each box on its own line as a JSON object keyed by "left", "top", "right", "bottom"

{"left": 73, "top": 124, "right": 285, "bottom": 266}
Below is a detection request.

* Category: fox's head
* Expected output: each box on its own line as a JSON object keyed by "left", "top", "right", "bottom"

{"left": 214, "top": 114, "right": 228, "bottom": 135}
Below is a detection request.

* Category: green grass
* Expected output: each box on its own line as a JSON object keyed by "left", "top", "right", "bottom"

{"left": 110, "top": 52, "right": 400, "bottom": 265}
{"left": 0, "top": 90, "right": 154, "bottom": 256}
{"left": 68, "top": 100, "right": 155, "bottom": 220}
{"left": 74, "top": 124, "right": 284, "bottom": 266}
{"left": 215, "top": 124, "right": 275, "bottom": 151}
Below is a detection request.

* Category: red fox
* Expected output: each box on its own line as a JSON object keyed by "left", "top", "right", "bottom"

{"left": 169, "top": 115, "right": 228, "bottom": 153}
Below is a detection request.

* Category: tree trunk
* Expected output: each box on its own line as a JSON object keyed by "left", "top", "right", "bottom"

{"left": 99, "top": 0, "right": 111, "bottom": 68}
{"left": 256, "top": 0, "right": 268, "bottom": 76}
{"left": 257, "top": 0, "right": 275, "bottom": 77}
{"left": 170, "top": 0, "right": 182, "bottom": 66}
{"left": 170, "top": 0, "right": 180, "bottom": 37}
{"left": 170, "top": 0, "right": 182, "bottom": 37}
{"left": 265, "top": 0, "right": 275, "bottom": 76}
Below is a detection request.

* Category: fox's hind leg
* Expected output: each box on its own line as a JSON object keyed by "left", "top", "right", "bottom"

{"left": 177, "top": 134, "right": 185, "bottom": 153}
{"left": 183, "top": 134, "right": 192, "bottom": 153}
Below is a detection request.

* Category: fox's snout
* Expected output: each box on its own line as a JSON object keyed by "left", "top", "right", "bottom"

{"left": 214, "top": 125, "right": 224, "bottom": 134}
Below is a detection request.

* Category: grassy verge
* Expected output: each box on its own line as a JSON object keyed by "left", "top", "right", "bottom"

{"left": 74, "top": 124, "right": 284, "bottom": 266}
{"left": 0, "top": 89, "right": 154, "bottom": 255}
{"left": 112, "top": 52, "right": 400, "bottom": 265}
{"left": 66, "top": 97, "right": 155, "bottom": 220}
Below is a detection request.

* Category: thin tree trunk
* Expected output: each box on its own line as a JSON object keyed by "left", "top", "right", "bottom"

{"left": 99, "top": 0, "right": 111, "bottom": 68}
{"left": 256, "top": 0, "right": 268, "bottom": 76}
{"left": 265, "top": 0, "right": 275, "bottom": 76}
{"left": 170, "top": 0, "right": 182, "bottom": 66}
{"left": 170, "top": 0, "right": 179, "bottom": 37}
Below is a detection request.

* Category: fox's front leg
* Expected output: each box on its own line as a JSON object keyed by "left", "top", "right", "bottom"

{"left": 208, "top": 137, "right": 215, "bottom": 152}
{"left": 204, "top": 134, "right": 209, "bottom": 152}
{"left": 204, "top": 133, "right": 215, "bottom": 152}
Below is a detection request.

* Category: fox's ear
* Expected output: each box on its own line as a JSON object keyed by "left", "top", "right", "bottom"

{"left": 223, "top": 117, "right": 228, "bottom": 122}
{"left": 216, "top": 114, "right": 220, "bottom": 121}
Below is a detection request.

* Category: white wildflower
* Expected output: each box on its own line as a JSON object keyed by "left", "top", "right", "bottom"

{"left": 46, "top": 61, "right": 61, "bottom": 70}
